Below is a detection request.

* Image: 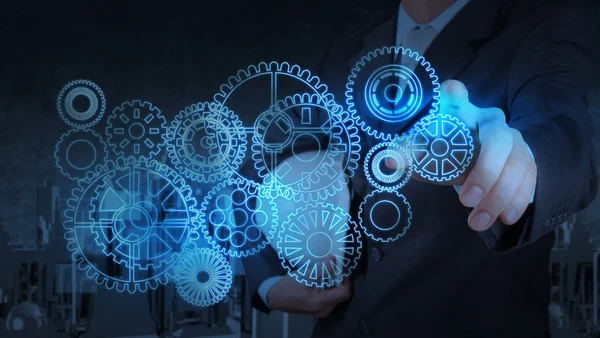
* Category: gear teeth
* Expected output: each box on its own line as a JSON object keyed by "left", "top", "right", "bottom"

{"left": 56, "top": 79, "right": 106, "bottom": 129}
{"left": 358, "top": 190, "right": 412, "bottom": 242}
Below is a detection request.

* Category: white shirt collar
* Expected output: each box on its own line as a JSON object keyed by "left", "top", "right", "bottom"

{"left": 396, "top": 0, "right": 470, "bottom": 41}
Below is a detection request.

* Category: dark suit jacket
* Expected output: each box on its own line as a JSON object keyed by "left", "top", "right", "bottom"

{"left": 242, "top": 1, "right": 598, "bottom": 337}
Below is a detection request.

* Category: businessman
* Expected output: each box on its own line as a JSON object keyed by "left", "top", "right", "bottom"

{"left": 242, "top": 0, "right": 598, "bottom": 336}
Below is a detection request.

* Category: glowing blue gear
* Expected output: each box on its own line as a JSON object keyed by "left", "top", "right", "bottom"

{"left": 166, "top": 102, "right": 247, "bottom": 183}
{"left": 364, "top": 141, "right": 412, "bottom": 192}
{"left": 57, "top": 79, "right": 106, "bottom": 129}
{"left": 410, "top": 114, "right": 474, "bottom": 182}
{"left": 358, "top": 190, "right": 412, "bottom": 243}
{"left": 346, "top": 46, "right": 440, "bottom": 141}
{"left": 276, "top": 203, "right": 363, "bottom": 288}
{"left": 54, "top": 129, "right": 109, "bottom": 181}
{"left": 173, "top": 247, "right": 233, "bottom": 307}
{"left": 63, "top": 157, "right": 200, "bottom": 293}
{"left": 200, "top": 179, "right": 278, "bottom": 258}
{"left": 251, "top": 93, "right": 361, "bottom": 202}
{"left": 106, "top": 100, "right": 167, "bottom": 158}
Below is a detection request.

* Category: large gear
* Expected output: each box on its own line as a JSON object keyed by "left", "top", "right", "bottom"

{"left": 409, "top": 114, "right": 474, "bottom": 182}
{"left": 173, "top": 247, "right": 233, "bottom": 307}
{"left": 346, "top": 46, "right": 440, "bottom": 141}
{"left": 166, "top": 102, "right": 247, "bottom": 183}
{"left": 358, "top": 190, "right": 412, "bottom": 243}
{"left": 56, "top": 79, "right": 106, "bottom": 129}
{"left": 200, "top": 179, "right": 278, "bottom": 258}
{"left": 364, "top": 141, "right": 412, "bottom": 192}
{"left": 63, "top": 157, "right": 200, "bottom": 293}
{"left": 106, "top": 100, "right": 167, "bottom": 158}
{"left": 54, "top": 129, "right": 109, "bottom": 181}
{"left": 276, "top": 203, "right": 362, "bottom": 288}
{"left": 251, "top": 93, "right": 361, "bottom": 202}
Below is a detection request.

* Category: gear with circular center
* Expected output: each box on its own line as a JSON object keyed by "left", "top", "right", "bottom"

{"left": 173, "top": 247, "right": 233, "bottom": 307}
{"left": 106, "top": 100, "right": 167, "bottom": 158}
{"left": 364, "top": 141, "right": 412, "bottom": 192}
{"left": 409, "top": 114, "right": 474, "bottom": 182}
{"left": 358, "top": 190, "right": 412, "bottom": 242}
{"left": 63, "top": 157, "right": 200, "bottom": 293}
{"left": 276, "top": 203, "right": 362, "bottom": 288}
{"left": 200, "top": 179, "right": 278, "bottom": 258}
{"left": 166, "top": 102, "right": 247, "bottom": 183}
{"left": 54, "top": 129, "right": 109, "bottom": 181}
{"left": 251, "top": 93, "right": 361, "bottom": 202}
{"left": 346, "top": 46, "right": 440, "bottom": 141}
{"left": 57, "top": 79, "right": 106, "bottom": 129}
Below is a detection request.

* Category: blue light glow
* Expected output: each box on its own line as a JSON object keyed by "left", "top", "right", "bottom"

{"left": 57, "top": 79, "right": 106, "bottom": 129}
{"left": 54, "top": 129, "right": 109, "bottom": 181}
{"left": 358, "top": 190, "right": 412, "bottom": 242}
{"left": 364, "top": 141, "right": 412, "bottom": 192}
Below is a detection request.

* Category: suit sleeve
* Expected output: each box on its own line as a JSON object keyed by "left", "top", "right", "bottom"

{"left": 481, "top": 5, "right": 598, "bottom": 252}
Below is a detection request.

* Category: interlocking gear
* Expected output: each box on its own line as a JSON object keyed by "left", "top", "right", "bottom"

{"left": 409, "top": 114, "right": 474, "bottom": 182}
{"left": 200, "top": 179, "right": 278, "bottom": 258}
{"left": 57, "top": 79, "right": 106, "bottom": 129}
{"left": 106, "top": 100, "right": 167, "bottom": 158}
{"left": 166, "top": 102, "right": 246, "bottom": 183}
{"left": 346, "top": 46, "right": 440, "bottom": 141}
{"left": 251, "top": 93, "right": 361, "bottom": 202}
{"left": 364, "top": 141, "right": 412, "bottom": 192}
{"left": 276, "top": 203, "right": 362, "bottom": 288}
{"left": 173, "top": 247, "right": 233, "bottom": 307}
{"left": 54, "top": 129, "right": 109, "bottom": 181}
{"left": 358, "top": 190, "right": 412, "bottom": 242}
{"left": 63, "top": 157, "right": 200, "bottom": 293}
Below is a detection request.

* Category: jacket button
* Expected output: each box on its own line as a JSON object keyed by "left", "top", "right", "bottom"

{"left": 371, "top": 248, "right": 383, "bottom": 262}
{"left": 358, "top": 320, "right": 372, "bottom": 335}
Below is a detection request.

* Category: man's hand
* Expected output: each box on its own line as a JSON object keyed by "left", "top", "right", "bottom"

{"left": 388, "top": 80, "right": 537, "bottom": 231}
{"left": 266, "top": 275, "right": 352, "bottom": 318}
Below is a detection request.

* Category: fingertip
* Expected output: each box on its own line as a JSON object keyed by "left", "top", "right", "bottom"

{"left": 385, "top": 157, "right": 397, "bottom": 169}
{"left": 440, "top": 79, "right": 469, "bottom": 107}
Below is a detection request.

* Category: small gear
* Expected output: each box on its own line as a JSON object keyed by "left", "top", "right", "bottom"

{"left": 57, "top": 79, "right": 106, "bottom": 129}
{"left": 166, "top": 102, "right": 247, "bottom": 183}
{"left": 364, "top": 141, "right": 412, "bottom": 192}
{"left": 173, "top": 247, "right": 233, "bottom": 307}
{"left": 200, "top": 179, "right": 278, "bottom": 258}
{"left": 409, "top": 114, "right": 474, "bottom": 182}
{"left": 346, "top": 46, "right": 440, "bottom": 141}
{"left": 358, "top": 190, "right": 412, "bottom": 242}
{"left": 54, "top": 129, "right": 109, "bottom": 181}
{"left": 251, "top": 93, "right": 361, "bottom": 202}
{"left": 106, "top": 100, "right": 167, "bottom": 158}
{"left": 276, "top": 203, "right": 362, "bottom": 288}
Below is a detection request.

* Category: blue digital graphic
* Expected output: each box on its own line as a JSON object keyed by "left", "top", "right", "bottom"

{"left": 364, "top": 141, "right": 412, "bottom": 192}
{"left": 200, "top": 179, "right": 278, "bottom": 258}
{"left": 63, "top": 157, "right": 200, "bottom": 293}
{"left": 358, "top": 190, "right": 412, "bottom": 242}
{"left": 276, "top": 203, "right": 362, "bottom": 288}
{"left": 166, "top": 102, "right": 247, "bottom": 183}
{"left": 54, "top": 129, "right": 109, "bottom": 181}
{"left": 57, "top": 79, "right": 106, "bottom": 129}
{"left": 410, "top": 114, "right": 474, "bottom": 182}
{"left": 346, "top": 46, "right": 440, "bottom": 141}
{"left": 173, "top": 247, "right": 233, "bottom": 307}
{"left": 252, "top": 93, "right": 361, "bottom": 202}
{"left": 106, "top": 100, "right": 167, "bottom": 158}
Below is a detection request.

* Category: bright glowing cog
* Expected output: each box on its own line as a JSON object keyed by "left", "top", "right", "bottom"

{"left": 63, "top": 157, "right": 200, "bottom": 293}
{"left": 166, "top": 102, "right": 247, "bottom": 183}
{"left": 57, "top": 79, "right": 106, "bottom": 129}
{"left": 173, "top": 247, "right": 233, "bottom": 307}
{"left": 364, "top": 141, "right": 412, "bottom": 192}
{"left": 54, "top": 129, "right": 109, "bottom": 181}
{"left": 358, "top": 190, "right": 412, "bottom": 242}
{"left": 276, "top": 203, "right": 362, "bottom": 288}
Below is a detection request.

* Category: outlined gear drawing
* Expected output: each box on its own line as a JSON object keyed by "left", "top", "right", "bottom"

{"left": 251, "top": 93, "right": 361, "bottom": 202}
{"left": 54, "top": 129, "right": 109, "bottom": 181}
{"left": 63, "top": 157, "right": 200, "bottom": 293}
{"left": 106, "top": 100, "right": 167, "bottom": 158}
{"left": 364, "top": 141, "right": 412, "bottom": 192}
{"left": 346, "top": 46, "right": 440, "bottom": 141}
{"left": 410, "top": 114, "right": 474, "bottom": 182}
{"left": 166, "top": 102, "right": 247, "bottom": 183}
{"left": 57, "top": 79, "right": 106, "bottom": 129}
{"left": 358, "top": 190, "right": 412, "bottom": 242}
{"left": 276, "top": 203, "right": 362, "bottom": 288}
{"left": 173, "top": 247, "right": 233, "bottom": 307}
{"left": 200, "top": 179, "right": 278, "bottom": 258}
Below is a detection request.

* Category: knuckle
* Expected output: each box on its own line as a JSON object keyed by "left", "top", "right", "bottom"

{"left": 504, "top": 158, "right": 527, "bottom": 177}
